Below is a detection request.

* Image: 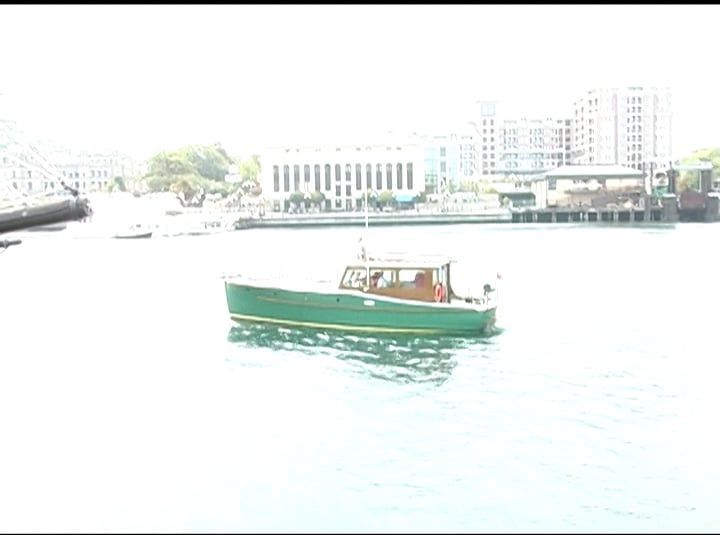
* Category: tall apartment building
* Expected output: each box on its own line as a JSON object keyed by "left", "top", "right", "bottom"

{"left": 458, "top": 129, "right": 479, "bottom": 178}
{"left": 472, "top": 101, "right": 500, "bottom": 176}
{"left": 471, "top": 101, "right": 572, "bottom": 176}
{"left": 572, "top": 86, "right": 672, "bottom": 170}
{"left": 498, "top": 117, "right": 572, "bottom": 175}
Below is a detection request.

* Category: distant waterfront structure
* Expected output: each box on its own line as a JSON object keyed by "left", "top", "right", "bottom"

{"left": 470, "top": 101, "right": 572, "bottom": 177}
{"left": 0, "top": 119, "right": 140, "bottom": 194}
{"left": 421, "top": 133, "right": 461, "bottom": 194}
{"left": 41, "top": 143, "right": 139, "bottom": 192}
{"left": 260, "top": 136, "right": 426, "bottom": 212}
{"left": 571, "top": 86, "right": 672, "bottom": 171}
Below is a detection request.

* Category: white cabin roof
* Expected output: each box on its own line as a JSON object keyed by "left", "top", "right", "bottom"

{"left": 346, "top": 253, "right": 453, "bottom": 270}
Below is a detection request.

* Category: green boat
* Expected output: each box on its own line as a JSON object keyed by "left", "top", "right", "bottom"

{"left": 224, "top": 254, "right": 499, "bottom": 336}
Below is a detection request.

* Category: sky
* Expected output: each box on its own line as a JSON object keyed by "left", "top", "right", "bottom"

{"left": 0, "top": 4, "right": 718, "bottom": 161}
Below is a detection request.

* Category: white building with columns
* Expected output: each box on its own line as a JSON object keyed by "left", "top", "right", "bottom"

{"left": 260, "top": 138, "right": 425, "bottom": 212}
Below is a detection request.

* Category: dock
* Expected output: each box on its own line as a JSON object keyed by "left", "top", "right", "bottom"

{"left": 231, "top": 191, "right": 720, "bottom": 230}
{"left": 234, "top": 210, "right": 512, "bottom": 229}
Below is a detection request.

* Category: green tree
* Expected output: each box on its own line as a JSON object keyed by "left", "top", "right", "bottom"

{"left": 113, "top": 176, "right": 127, "bottom": 192}
{"left": 142, "top": 143, "right": 236, "bottom": 197}
{"left": 378, "top": 190, "right": 395, "bottom": 206}
{"left": 678, "top": 147, "right": 720, "bottom": 190}
{"left": 238, "top": 158, "right": 261, "bottom": 183}
{"left": 289, "top": 191, "right": 306, "bottom": 206}
{"left": 310, "top": 190, "right": 326, "bottom": 208}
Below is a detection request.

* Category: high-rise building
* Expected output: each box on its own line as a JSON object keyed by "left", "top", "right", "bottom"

{"left": 497, "top": 117, "right": 572, "bottom": 175}
{"left": 572, "top": 86, "right": 672, "bottom": 171}
{"left": 471, "top": 101, "right": 572, "bottom": 177}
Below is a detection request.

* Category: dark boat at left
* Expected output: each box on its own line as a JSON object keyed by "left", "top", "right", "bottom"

{"left": 0, "top": 195, "right": 92, "bottom": 235}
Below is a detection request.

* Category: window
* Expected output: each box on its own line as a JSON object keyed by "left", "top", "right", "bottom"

{"left": 315, "top": 164, "right": 321, "bottom": 191}
{"left": 345, "top": 163, "right": 352, "bottom": 183}
{"left": 386, "top": 163, "right": 393, "bottom": 190}
{"left": 335, "top": 164, "right": 341, "bottom": 183}
{"left": 304, "top": 164, "right": 310, "bottom": 186}
{"left": 355, "top": 164, "right": 362, "bottom": 190}
{"left": 283, "top": 165, "right": 290, "bottom": 192}
{"left": 324, "top": 164, "right": 331, "bottom": 191}
{"left": 341, "top": 267, "right": 369, "bottom": 289}
{"left": 407, "top": 162, "right": 414, "bottom": 189}
{"left": 366, "top": 163, "right": 372, "bottom": 189}
{"left": 293, "top": 164, "right": 300, "bottom": 191}
{"left": 398, "top": 269, "right": 428, "bottom": 289}
{"left": 440, "top": 147, "right": 446, "bottom": 157}
{"left": 397, "top": 163, "right": 403, "bottom": 189}
{"left": 376, "top": 163, "right": 382, "bottom": 190}
{"left": 273, "top": 165, "right": 280, "bottom": 192}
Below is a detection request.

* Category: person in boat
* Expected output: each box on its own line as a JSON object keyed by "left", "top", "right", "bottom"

{"left": 371, "top": 270, "right": 391, "bottom": 288}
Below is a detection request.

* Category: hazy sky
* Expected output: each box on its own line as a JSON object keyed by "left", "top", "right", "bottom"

{"left": 1, "top": 4, "right": 718, "bottom": 160}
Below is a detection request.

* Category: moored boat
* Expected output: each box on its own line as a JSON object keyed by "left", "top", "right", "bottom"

{"left": 113, "top": 224, "right": 153, "bottom": 239}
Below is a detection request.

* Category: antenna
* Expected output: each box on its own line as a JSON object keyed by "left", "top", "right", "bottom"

{"left": 364, "top": 186, "right": 370, "bottom": 286}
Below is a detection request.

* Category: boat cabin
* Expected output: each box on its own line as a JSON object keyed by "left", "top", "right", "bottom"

{"left": 339, "top": 257, "right": 453, "bottom": 303}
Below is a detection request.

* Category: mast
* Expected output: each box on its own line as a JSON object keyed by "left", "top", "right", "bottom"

{"left": 364, "top": 187, "right": 369, "bottom": 285}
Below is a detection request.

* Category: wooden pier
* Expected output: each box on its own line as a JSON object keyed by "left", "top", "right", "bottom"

{"left": 510, "top": 207, "right": 665, "bottom": 224}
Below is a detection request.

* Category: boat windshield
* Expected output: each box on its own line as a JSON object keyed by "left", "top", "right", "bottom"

{"left": 448, "top": 262, "right": 498, "bottom": 297}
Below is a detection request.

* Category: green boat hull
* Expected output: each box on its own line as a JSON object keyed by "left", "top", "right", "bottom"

{"left": 225, "top": 281, "right": 496, "bottom": 335}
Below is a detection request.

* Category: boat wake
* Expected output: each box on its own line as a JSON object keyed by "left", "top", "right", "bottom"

{"left": 226, "top": 322, "right": 501, "bottom": 384}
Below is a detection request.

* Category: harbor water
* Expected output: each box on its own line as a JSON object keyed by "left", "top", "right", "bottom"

{"left": 0, "top": 222, "right": 718, "bottom": 532}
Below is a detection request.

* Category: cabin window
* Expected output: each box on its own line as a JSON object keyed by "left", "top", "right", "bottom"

{"left": 398, "top": 269, "right": 428, "bottom": 288}
{"left": 341, "top": 268, "right": 368, "bottom": 289}
{"left": 369, "top": 269, "right": 394, "bottom": 288}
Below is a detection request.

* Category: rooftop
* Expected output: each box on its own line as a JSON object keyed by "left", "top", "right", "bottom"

{"left": 544, "top": 164, "right": 644, "bottom": 179}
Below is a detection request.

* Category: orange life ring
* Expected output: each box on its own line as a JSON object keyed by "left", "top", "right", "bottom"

{"left": 434, "top": 282, "right": 445, "bottom": 303}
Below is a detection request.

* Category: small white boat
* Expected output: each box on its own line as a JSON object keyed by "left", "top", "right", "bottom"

{"left": 113, "top": 224, "right": 153, "bottom": 239}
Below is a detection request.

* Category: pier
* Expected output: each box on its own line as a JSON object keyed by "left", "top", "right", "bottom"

{"left": 510, "top": 207, "right": 665, "bottom": 224}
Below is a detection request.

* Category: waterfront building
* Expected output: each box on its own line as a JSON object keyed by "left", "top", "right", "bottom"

{"left": 571, "top": 86, "right": 672, "bottom": 173}
{"left": 422, "top": 133, "right": 461, "bottom": 194}
{"left": 260, "top": 138, "right": 426, "bottom": 212}
{"left": 1, "top": 120, "right": 138, "bottom": 193}
{"left": 42, "top": 144, "right": 138, "bottom": 192}
{"left": 471, "top": 101, "right": 572, "bottom": 177}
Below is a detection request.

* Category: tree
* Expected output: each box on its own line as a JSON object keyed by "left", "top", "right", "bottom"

{"left": 289, "top": 191, "right": 306, "bottom": 206}
{"left": 113, "top": 176, "right": 127, "bottom": 192}
{"left": 679, "top": 147, "right": 720, "bottom": 191}
{"left": 142, "top": 143, "right": 236, "bottom": 197}
{"left": 310, "top": 190, "right": 326, "bottom": 208}
{"left": 378, "top": 190, "right": 395, "bottom": 206}
{"left": 238, "top": 158, "right": 261, "bottom": 184}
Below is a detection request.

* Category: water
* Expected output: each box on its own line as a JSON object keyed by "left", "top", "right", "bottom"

{"left": 0, "top": 222, "right": 719, "bottom": 532}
